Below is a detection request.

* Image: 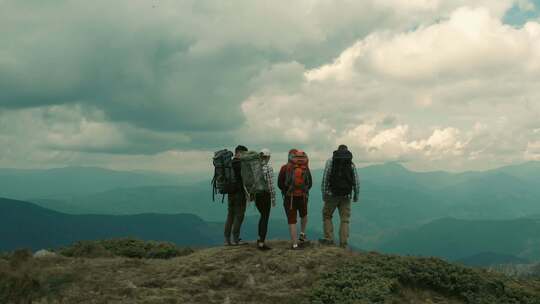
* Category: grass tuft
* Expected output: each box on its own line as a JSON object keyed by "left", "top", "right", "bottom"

{"left": 58, "top": 238, "right": 194, "bottom": 259}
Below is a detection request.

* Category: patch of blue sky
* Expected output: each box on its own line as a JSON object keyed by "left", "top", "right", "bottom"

{"left": 503, "top": 0, "right": 539, "bottom": 26}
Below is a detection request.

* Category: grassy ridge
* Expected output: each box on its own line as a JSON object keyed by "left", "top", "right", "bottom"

{"left": 2, "top": 240, "right": 540, "bottom": 303}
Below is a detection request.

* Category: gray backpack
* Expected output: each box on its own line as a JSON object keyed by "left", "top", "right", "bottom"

{"left": 212, "top": 149, "right": 236, "bottom": 202}
{"left": 240, "top": 151, "right": 268, "bottom": 198}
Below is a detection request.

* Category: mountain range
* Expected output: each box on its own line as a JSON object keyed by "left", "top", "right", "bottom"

{"left": 2, "top": 196, "right": 540, "bottom": 265}
{"left": 0, "top": 197, "right": 316, "bottom": 252}
{"left": 2, "top": 161, "right": 540, "bottom": 264}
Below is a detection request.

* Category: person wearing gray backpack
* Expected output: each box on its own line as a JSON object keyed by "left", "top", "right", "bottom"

{"left": 254, "top": 148, "right": 276, "bottom": 250}
{"left": 223, "top": 145, "right": 249, "bottom": 246}
{"left": 238, "top": 148, "right": 276, "bottom": 250}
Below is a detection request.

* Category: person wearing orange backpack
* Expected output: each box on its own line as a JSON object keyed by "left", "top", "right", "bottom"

{"left": 278, "top": 149, "right": 313, "bottom": 250}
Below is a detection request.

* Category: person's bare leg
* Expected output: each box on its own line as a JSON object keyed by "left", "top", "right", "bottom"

{"left": 300, "top": 216, "right": 308, "bottom": 235}
{"left": 289, "top": 224, "right": 298, "bottom": 245}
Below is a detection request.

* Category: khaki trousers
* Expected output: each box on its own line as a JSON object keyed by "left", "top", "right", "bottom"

{"left": 322, "top": 196, "right": 351, "bottom": 247}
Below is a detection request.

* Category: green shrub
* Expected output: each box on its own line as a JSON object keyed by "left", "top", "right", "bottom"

{"left": 59, "top": 238, "right": 194, "bottom": 259}
{"left": 102, "top": 238, "right": 147, "bottom": 258}
{"left": 59, "top": 241, "right": 112, "bottom": 258}
{"left": 311, "top": 254, "right": 540, "bottom": 304}
{"left": 146, "top": 241, "right": 192, "bottom": 259}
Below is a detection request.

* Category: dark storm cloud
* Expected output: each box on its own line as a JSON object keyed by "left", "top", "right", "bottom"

{"left": 0, "top": 16, "right": 260, "bottom": 132}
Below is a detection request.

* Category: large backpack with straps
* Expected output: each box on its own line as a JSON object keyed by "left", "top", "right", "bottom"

{"left": 240, "top": 151, "right": 268, "bottom": 198}
{"left": 212, "top": 149, "right": 236, "bottom": 202}
{"left": 285, "top": 150, "right": 310, "bottom": 197}
{"left": 329, "top": 149, "right": 354, "bottom": 196}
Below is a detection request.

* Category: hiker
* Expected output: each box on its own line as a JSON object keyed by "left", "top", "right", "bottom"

{"left": 254, "top": 148, "right": 276, "bottom": 250}
{"left": 319, "top": 145, "right": 359, "bottom": 248}
{"left": 278, "top": 149, "right": 312, "bottom": 250}
{"left": 223, "top": 145, "right": 249, "bottom": 246}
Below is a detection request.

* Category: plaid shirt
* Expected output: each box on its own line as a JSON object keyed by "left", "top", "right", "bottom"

{"left": 262, "top": 160, "right": 276, "bottom": 206}
{"left": 321, "top": 158, "right": 360, "bottom": 201}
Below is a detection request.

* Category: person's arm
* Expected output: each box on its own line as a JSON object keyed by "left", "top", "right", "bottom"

{"left": 277, "top": 165, "right": 286, "bottom": 193}
{"left": 266, "top": 163, "right": 276, "bottom": 206}
{"left": 321, "top": 159, "right": 331, "bottom": 198}
{"left": 307, "top": 168, "right": 313, "bottom": 190}
{"left": 352, "top": 162, "right": 360, "bottom": 202}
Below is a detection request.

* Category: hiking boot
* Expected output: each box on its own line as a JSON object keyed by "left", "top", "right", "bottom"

{"left": 257, "top": 241, "right": 271, "bottom": 251}
{"left": 291, "top": 243, "right": 302, "bottom": 250}
{"left": 318, "top": 238, "right": 335, "bottom": 246}
{"left": 233, "top": 239, "right": 248, "bottom": 246}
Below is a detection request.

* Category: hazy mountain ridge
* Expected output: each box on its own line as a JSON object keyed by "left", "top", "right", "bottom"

{"left": 0, "top": 198, "right": 317, "bottom": 252}
{"left": 0, "top": 197, "right": 221, "bottom": 252}
{"left": 380, "top": 217, "right": 540, "bottom": 261}
{"left": 24, "top": 161, "right": 540, "bottom": 223}
{"left": 2, "top": 198, "right": 539, "bottom": 269}
{"left": 0, "top": 166, "right": 184, "bottom": 199}
{"left": 4, "top": 161, "right": 540, "bottom": 201}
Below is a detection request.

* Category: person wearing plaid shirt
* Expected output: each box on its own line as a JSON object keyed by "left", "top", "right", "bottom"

{"left": 319, "top": 145, "right": 359, "bottom": 248}
{"left": 255, "top": 148, "right": 276, "bottom": 250}
{"left": 321, "top": 156, "right": 360, "bottom": 201}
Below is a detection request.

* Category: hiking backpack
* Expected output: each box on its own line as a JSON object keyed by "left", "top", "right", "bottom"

{"left": 212, "top": 149, "right": 236, "bottom": 202}
{"left": 240, "top": 151, "right": 268, "bottom": 199}
{"left": 285, "top": 150, "right": 310, "bottom": 198}
{"left": 328, "top": 149, "right": 354, "bottom": 196}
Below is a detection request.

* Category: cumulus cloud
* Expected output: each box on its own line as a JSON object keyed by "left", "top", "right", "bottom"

{"left": 0, "top": 106, "right": 191, "bottom": 155}
{"left": 241, "top": 5, "right": 540, "bottom": 170}
{"left": 525, "top": 141, "right": 540, "bottom": 160}
{"left": 307, "top": 6, "right": 540, "bottom": 83}
{"left": 335, "top": 124, "right": 466, "bottom": 163}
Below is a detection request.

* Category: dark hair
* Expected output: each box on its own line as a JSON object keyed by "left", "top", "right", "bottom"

{"left": 338, "top": 144, "right": 348, "bottom": 151}
{"left": 235, "top": 145, "right": 248, "bottom": 153}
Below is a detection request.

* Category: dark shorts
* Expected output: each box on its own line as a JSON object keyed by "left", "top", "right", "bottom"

{"left": 283, "top": 196, "right": 308, "bottom": 224}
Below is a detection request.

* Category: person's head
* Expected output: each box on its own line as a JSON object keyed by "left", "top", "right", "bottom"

{"left": 288, "top": 148, "right": 298, "bottom": 162}
{"left": 260, "top": 148, "right": 271, "bottom": 163}
{"left": 338, "top": 144, "right": 348, "bottom": 151}
{"left": 235, "top": 145, "right": 248, "bottom": 157}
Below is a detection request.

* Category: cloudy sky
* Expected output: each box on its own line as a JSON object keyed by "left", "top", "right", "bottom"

{"left": 1, "top": 0, "right": 540, "bottom": 173}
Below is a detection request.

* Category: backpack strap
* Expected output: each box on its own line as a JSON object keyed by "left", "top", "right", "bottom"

{"left": 211, "top": 175, "right": 216, "bottom": 202}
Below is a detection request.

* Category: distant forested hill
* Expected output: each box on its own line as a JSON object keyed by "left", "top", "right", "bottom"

{"left": 379, "top": 217, "right": 540, "bottom": 261}
{"left": 0, "top": 197, "right": 222, "bottom": 251}
{"left": 0, "top": 198, "right": 315, "bottom": 252}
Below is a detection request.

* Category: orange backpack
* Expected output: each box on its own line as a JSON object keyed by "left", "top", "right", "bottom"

{"left": 285, "top": 150, "right": 310, "bottom": 197}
